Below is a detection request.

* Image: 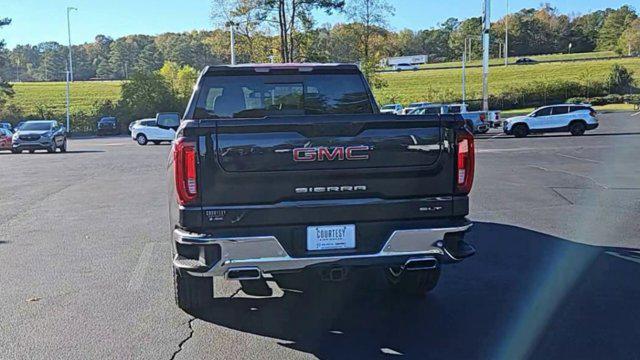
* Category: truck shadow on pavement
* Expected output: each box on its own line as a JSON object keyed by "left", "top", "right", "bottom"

{"left": 192, "top": 222, "right": 640, "bottom": 359}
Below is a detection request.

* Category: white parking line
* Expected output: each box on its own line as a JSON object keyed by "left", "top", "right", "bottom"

{"left": 127, "top": 243, "right": 155, "bottom": 291}
{"left": 557, "top": 153, "right": 601, "bottom": 163}
{"left": 631, "top": 111, "right": 640, "bottom": 117}
{"left": 477, "top": 144, "right": 615, "bottom": 153}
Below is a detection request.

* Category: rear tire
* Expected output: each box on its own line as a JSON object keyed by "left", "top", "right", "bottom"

{"left": 152, "top": 140, "right": 161, "bottom": 145}
{"left": 11, "top": 149, "right": 21, "bottom": 154}
{"left": 385, "top": 266, "right": 441, "bottom": 295}
{"left": 60, "top": 139, "right": 67, "bottom": 153}
{"left": 136, "top": 134, "right": 148, "bottom": 146}
{"left": 569, "top": 121, "right": 586, "bottom": 136}
{"left": 512, "top": 124, "right": 529, "bottom": 138}
{"left": 47, "top": 141, "right": 56, "bottom": 153}
{"left": 28, "top": 150, "right": 35, "bottom": 154}
{"left": 173, "top": 268, "right": 213, "bottom": 313}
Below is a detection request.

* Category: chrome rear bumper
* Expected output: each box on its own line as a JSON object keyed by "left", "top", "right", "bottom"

{"left": 173, "top": 224, "right": 472, "bottom": 278}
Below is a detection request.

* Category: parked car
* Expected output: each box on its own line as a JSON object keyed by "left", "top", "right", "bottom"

{"left": 515, "top": 57, "right": 537, "bottom": 65}
{"left": 380, "top": 104, "right": 403, "bottom": 114}
{"left": 11, "top": 120, "right": 67, "bottom": 153}
{"left": 446, "top": 103, "right": 500, "bottom": 133}
{"left": 401, "top": 101, "right": 431, "bottom": 115}
{"left": 503, "top": 104, "right": 598, "bottom": 137}
{"left": 0, "top": 128, "right": 12, "bottom": 151}
{"left": 393, "top": 63, "right": 419, "bottom": 71}
{"left": 409, "top": 104, "right": 444, "bottom": 115}
{"left": 0, "top": 121, "right": 12, "bottom": 132}
{"left": 163, "top": 63, "right": 475, "bottom": 311}
{"left": 409, "top": 103, "right": 499, "bottom": 134}
{"left": 97, "top": 117, "right": 119, "bottom": 136}
{"left": 130, "top": 117, "right": 175, "bottom": 145}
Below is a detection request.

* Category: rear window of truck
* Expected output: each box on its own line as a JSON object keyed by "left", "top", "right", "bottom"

{"left": 193, "top": 73, "right": 373, "bottom": 119}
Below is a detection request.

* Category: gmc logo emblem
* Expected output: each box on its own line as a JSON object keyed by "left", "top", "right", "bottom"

{"left": 293, "top": 146, "right": 370, "bottom": 162}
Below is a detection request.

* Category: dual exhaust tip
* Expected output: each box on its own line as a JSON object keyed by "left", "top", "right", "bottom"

{"left": 224, "top": 257, "right": 438, "bottom": 281}
{"left": 404, "top": 257, "right": 438, "bottom": 271}
{"left": 225, "top": 267, "right": 262, "bottom": 281}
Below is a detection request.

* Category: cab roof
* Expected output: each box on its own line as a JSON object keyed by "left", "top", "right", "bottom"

{"left": 204, "top": 63, "right": 360, "bottom": 75}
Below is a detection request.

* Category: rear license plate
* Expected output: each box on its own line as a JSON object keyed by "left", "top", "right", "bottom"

{"left": 307, "top": 224, "right": 356, "bottom": 251}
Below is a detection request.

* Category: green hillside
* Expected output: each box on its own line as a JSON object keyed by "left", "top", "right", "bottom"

{"left": 7, "top": 81, "right": 123, "bottom": 115}
{"left": 375, "top": 57, "right": 640, "bottom": 105}
{"left": 4, "top": 55, "right": 640, "bottom": 117}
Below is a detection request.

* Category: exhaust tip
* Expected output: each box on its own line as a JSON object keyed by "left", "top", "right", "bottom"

{"left": 226, "top": 267, "right": 262, "bottom": 280}
{"left": 404, "top": 257, "right": 438, "bottom": 271}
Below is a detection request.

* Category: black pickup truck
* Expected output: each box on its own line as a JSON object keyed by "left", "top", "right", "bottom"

{"left": 160, "top": 63, "right": 476, "bottom": 311}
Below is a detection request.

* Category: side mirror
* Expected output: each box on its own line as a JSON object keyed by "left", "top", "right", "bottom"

{"left": 156, "top": 113, "right": 180, "bottom": 129}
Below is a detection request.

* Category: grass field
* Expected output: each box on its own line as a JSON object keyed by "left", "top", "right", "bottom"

{"left": 375, "top": 57, "right": 640, "bottom": 105}
{"left": 5, "top": 54, "right": 640, "bottom": 116}
{"left": 7, "top": 81, "right": 123, "bottom": 115}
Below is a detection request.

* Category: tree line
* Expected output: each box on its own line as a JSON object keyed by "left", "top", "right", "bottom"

{"left": 0, "top": 3, "right": 638, "bottom": 84}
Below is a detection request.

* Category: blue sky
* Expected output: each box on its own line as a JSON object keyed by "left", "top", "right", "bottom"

{"left": 1, "top": 0, "right": 635, "bottom": 48}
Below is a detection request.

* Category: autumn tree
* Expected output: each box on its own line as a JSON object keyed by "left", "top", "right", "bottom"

{"left": 0, "top": 16, "right": 12, "bottom": 103}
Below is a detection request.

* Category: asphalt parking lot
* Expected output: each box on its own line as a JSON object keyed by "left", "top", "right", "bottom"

{"left": 1, "top": 112, "right": 639, "bottom": 360}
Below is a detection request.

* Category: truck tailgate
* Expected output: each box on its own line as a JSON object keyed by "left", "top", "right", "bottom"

{"left": 195, "top": 114, "right": 459, "bottom": 228}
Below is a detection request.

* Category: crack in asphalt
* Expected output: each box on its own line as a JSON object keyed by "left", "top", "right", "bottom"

{"left": 550, "top": 187, "right": 574, "bottom": 205}
{"left": 169, "top": 288, "right": 242, "bottom": 360}
{"left": 170, "top": 316, "right": 195, "bottom": 360}
{"left": 527, "top": 165, "right": 608, "bottom": 189}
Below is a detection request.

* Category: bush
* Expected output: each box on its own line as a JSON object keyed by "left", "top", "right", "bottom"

{"left": 606, "top": 64, "right": 636, "bottom": 94}
{"left": 566, "top": 97, "right": 587, "bottom": 104}
{"left": 118, "top": 71, "right": 180, "bottom": 121}
{"left": 570, "top": 93, "right": 640, "bottom": 106}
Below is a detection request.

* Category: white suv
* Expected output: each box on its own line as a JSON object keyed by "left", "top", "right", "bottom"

{"left": 503, "top": 104, "right": 599, "bottom": 137}
{"left": 130, "top": 119, "right": 175, "bottom": 145}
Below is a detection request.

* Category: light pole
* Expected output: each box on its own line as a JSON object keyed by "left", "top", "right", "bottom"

{"left": 226, "top": 21, "right": 236, "bottom": 65}
{"left": 504, "top": 0, "right": 509, "bottom": 66}
{"left": 481, "top": 0, "right": 491, "bottom": 112}
{"left": 66, "top": 67, "right": 70, "bottom": 132}
{"left": 66, "top": 7, "right": 77, "bottom": 81}
{"left": 462, "top": 40, "right": 467, "bottom": 105}
{"left": 66, "top": 7, "right": 77, "bottom": 132}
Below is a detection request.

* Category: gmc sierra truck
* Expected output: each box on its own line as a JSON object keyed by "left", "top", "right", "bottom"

{"left": 160, "top": 63, "right": 476, "bottom": 312}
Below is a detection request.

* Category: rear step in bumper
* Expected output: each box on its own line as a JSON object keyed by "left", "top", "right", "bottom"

{"left": 173, "top": 224, "right": 472, "bottom": 278}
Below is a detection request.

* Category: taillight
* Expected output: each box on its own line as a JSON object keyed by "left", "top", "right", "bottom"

{"left": 456, "top": 130, "right": 475, "bottom": 194}
{"left": 174, "top": 138, "right": 197, "bottom": 205}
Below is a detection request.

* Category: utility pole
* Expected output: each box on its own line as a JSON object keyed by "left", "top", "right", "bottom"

{"left": 482, "top": 0, "right": 491, "bottom": 112}
{"left": 67, "top": 7, "right": 77, "bottom": 81}
{"left": 462, "top": 39, "right": 467, "bottom": 104}
{"left": 504, "top": 0, "right": 509, "bottom": 66}
{"left": 226, "top": 21, "right": 236, "bottom": 65}
{"left": 65, "top": 67, "right": 70, "bottom": 131}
